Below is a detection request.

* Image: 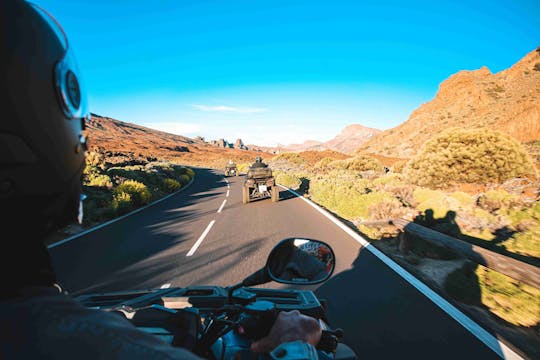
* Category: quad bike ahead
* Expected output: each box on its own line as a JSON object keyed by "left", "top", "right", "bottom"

{"left": 74, "top": 238, "right": 357, "bottom": 360}
{"left": 225, "top": 161, "right": 238, "bottom": 177}
{"left": 242, "top": 163, "right": 279, "bottom": 204}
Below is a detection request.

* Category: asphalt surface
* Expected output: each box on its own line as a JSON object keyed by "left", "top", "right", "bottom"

{"left": 49, "top": 168, "right": 507, "bottom": 359}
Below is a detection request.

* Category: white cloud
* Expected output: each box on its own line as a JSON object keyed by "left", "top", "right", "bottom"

{"left": 192, "top": 104, "right": 267, "bottom": 113}
{"left": 142, "top": 122, "right": 202, "bottom": 136}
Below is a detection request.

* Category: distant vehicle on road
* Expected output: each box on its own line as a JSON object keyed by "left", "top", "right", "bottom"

{"left": 243, "top": 156, "right": 279, "bottom": 204}
{"left": 224, "top": 159, "right": 238, "bottom": 177}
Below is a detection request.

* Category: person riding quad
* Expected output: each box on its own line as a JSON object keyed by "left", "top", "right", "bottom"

{"left": 269, "top": 240, "right": 329, "bottom": 282}
{"left": 251, "top": 156, "right": 268, "bottom": 168}
{"left": 296, "top": 240, "right": 334, "bottom": 274}
{"left": 0, "top": 1, "right": 321, "bottom": 358}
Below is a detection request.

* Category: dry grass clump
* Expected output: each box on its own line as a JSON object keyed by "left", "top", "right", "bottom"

{"left": 404, "top": 128, "right": 537, "bottom": 188}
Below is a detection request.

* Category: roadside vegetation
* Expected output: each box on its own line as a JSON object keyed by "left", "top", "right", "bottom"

{"left": 268, "top": 128, "right": 540, "bottom": 349}
{"left": 82, "top": 148, "right": 195, "bottom": 226}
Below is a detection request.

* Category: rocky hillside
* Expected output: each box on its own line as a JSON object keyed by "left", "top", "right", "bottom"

{"left": 359, "top": 47, "right": 540, "bottom": 158}
{"left": 255, "top": 124, "right": 381, "bottom": 154}
{"left": 85, "top": 114, "right": 266, "bottom": 168}
{"left": 322, "top": 124, "right": 382, "bottom": 154}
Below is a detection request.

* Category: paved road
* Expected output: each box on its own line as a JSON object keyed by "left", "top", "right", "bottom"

{"left": 49, "top": 168, "right": 513, "bottom": 359}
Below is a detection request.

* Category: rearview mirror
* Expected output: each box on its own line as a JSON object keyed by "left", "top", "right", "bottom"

{"left": 266, "top": 238, "right": 335, "bottom": 285}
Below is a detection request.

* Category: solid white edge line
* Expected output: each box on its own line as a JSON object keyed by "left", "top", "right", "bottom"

{"left": 186, "top": 220, "right": 215, "bottom": 257}
{"left": 48, "top": 177, "right": 195, "bottom": 249}
{"left": 217, "top": 199, "right": 227, "bottom": 213}
{"left": 226, "top": 190, "right": 230, "bottom": 197}
{"left": 279, "top": 185, "right": 522, "bottom": 360}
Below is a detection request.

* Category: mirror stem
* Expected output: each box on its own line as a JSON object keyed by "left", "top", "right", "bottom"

{"left": 227, "top": 267, "right": 269, "bottom": 303}
{"left": 242, "top": 267, "right": 269, "bottom": 287}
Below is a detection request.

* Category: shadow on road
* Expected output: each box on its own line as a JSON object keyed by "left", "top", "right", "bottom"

{"left": 51, "top": 168, "right": 230, "bottom": 295}
{"left": 313, "top": 243, "right": 502, "bottom": 359}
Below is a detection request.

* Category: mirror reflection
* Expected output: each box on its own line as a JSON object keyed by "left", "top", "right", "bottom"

{"left": 267, "top": 238, "right": 335, "bottom": 284}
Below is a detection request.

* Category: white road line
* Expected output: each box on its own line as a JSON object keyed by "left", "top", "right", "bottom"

{"left": 279, "top": 185, "right": 523, "bottom": 360}
{"left": 160, "top": 283, "right": 171, "bottom": 289}
{"left": 186, "top": 220, "right": 215, "bottom": 256}
{"left": 217, "top": 199, "right": 227, "bottom": 213}
{"left": 226, "top": 190, "right": 230, "bottom": 197}
{"left": 227, "top": 184, "right": 230, "bottom": 189}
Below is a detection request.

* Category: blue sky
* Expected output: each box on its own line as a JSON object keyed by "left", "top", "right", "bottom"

{"left": 38, "top": 0, "right": 539, "bottom": 146}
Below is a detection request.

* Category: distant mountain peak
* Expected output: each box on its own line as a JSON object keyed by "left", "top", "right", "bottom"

{"left": 254, "top": 123, "right": 381, "bottom": 154}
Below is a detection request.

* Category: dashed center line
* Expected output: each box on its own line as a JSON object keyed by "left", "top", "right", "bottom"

{"left": 217, "top": 199, "right": 227, "bottom": 213}
{"left": 226, "top": 190, "right": 230, "bottom": 197}
{"left": 186, "top": 220, "right": 215, "bottom": 256}
{"left": 160, "top": 283, "right": 171, "bottom": 289}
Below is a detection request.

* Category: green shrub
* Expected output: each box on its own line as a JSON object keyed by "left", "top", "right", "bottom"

{"left": 372, "top": 173, "right": 403, "bottom": 187}
{"left": 383, "top": 184, "right": 417, "bottom": 207}
{"left": 179, "top": 174, "right": 191, "bottom": 185}
{"left": 445, "top": 263, "right": 540, "bottom": 326}
{"left": 404, "top": 128, "right": 537, "bottom": 187}
{"left": 328, "top": 155, "right": 384, "bottom": 172}
{"left": 500, "top": 225, "right": 540, "bottom": 258}
{"left": 163, "top": 178, "right": 181, "bottom": 193}
{"left": 111, "top": 191, "right": 132, "bottom": 215}
{"left": 314, "top": 157, "right": 335, "bottom": 169}
{"left": 310, "top": 172, "right": 396, "bottom": 219}
{"left": 477, "top": 190, "right": 522, "bottom": 213}
{"left": 85, "top": 150, "right": 106, "bottom": 170}
{"left": 450, "top": 191, "right": 475, "bottom": 207}
{"left": 237, "top": 163, "right": 250, "bottom": 174}
{"left": 273, "top": 152, "right": 305, "bottom": 165}
{"left": 276, "top": 172, "right": 302, "bottom": 189}
{"left": 414, "top": 188, "right": 452, "bottom": 218}
{"left": 368, "top": 198, "right": 406, "bottom": 220}
{"left": 391, "top": 159, "right": 408, "bottom": 173}
{"left": 185, "top": 167, "right": 195, "bottom": 178}
{"left": 85, "top": 173, "right": 113, "bottom": 188}
{"left": 107, "top": 166, "right": 146, "bottom": 183}
{"left": 478, "top": 266, "right": 540, "bottom": 326}
{"left": 114, "top": 180, "right": 151, "bottom": 206}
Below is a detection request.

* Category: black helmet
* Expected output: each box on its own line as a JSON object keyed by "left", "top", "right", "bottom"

{"left": 1, "top": 0, "right": 88, "bottom": 291}
{"left": 255, "top": 156, "right": 262, "bottom": 163}
{"left": 1, "top": 0, "right": 88, "bottom": 235}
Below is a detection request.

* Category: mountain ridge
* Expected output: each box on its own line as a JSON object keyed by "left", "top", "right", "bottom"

{"left": 358, "top": 47, "right": 540, "bottom": 158}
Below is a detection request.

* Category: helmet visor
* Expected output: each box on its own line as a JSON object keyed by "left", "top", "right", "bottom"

{"left": 30, "top": 3, "right": 89, "bottom": 120}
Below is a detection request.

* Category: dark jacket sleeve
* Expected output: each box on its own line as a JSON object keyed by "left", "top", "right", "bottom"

{"left": 1, "top": 288, "right": 203, "bottom": 360}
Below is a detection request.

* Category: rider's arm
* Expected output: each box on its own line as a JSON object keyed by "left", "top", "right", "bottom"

{"left": 251, "top": 310, "right": 322, "bottom": 353}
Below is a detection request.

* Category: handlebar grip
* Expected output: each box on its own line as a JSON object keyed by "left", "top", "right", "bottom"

{"left": 237, "top": 310, "right": 277, "bottom": 340}
{"left": 236, "top": 300, "right": 278, "bottom": 340}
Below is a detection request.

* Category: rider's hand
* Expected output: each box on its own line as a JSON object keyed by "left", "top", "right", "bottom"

{"left": 251, "top": 310, "right": 322, "bottom": 353}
